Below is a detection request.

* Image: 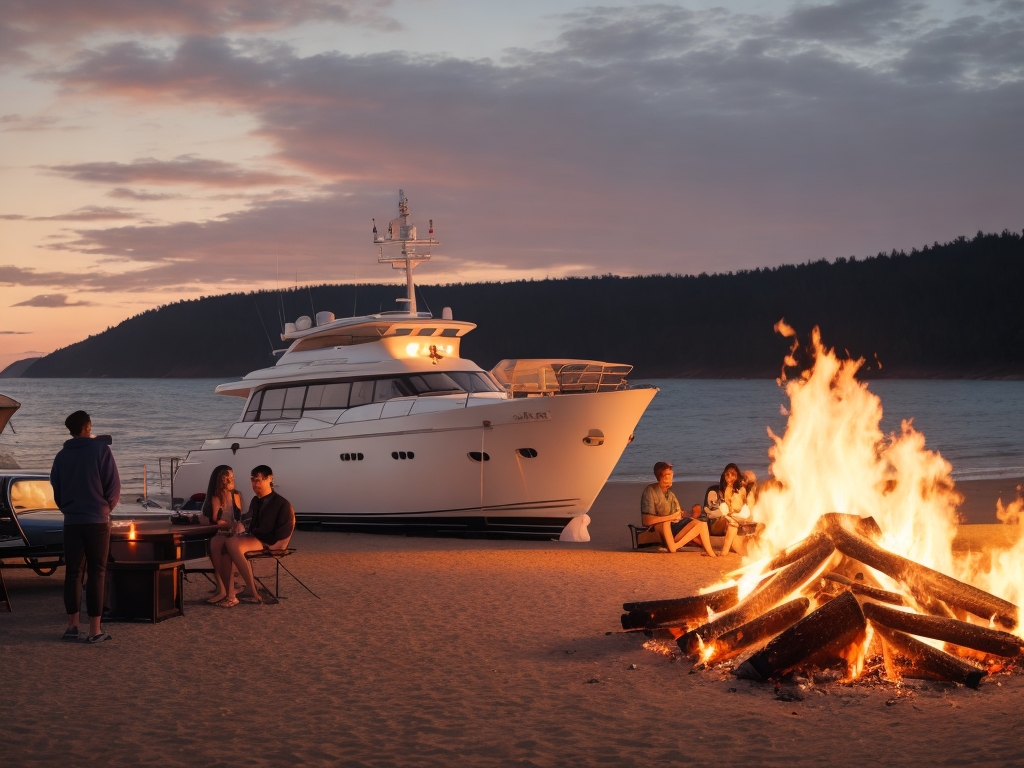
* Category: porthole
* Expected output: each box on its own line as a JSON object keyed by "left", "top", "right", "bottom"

{"left": 517, "top": 448, "right": 538, "bottom": 458}
{"left": 391, "top": 451, "right": 398, "bottom": 459}
{"left": 357, "top": 453, "right": 364, "bottom": 460}
{"left": 407, "top": 451, "right": 414, "bottom": 459}
{"left": 468, "top": 451, "right": 491, "bottom": 462}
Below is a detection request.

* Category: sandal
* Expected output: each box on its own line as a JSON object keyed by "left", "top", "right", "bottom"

{"left": 206, "top": 593, "right": 228, "bottom": 604}
{"left": 217, "top": 597, "right": 240, "bottom": 608}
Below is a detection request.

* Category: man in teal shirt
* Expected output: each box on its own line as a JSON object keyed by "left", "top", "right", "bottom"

{"left": 641, "top": 462, "right": 715, "bottom": 555}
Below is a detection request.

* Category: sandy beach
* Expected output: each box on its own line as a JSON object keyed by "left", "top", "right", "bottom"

{"left": 3, "top": 479, "right": 1023, "bottom": 767}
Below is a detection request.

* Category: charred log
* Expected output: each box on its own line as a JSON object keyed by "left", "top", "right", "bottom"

{"left": 704, "top": 598, "right": 810, "bottom": 664}
{"left": 824, "top": 572, "right": 854, "bottom": 587}
{"left": 863, "top": 602, "right": 1023, "bottom": 658}
{"left": 827, "top": 524, "right": 1019, "bottom": 630}
{"left": 871, "top": 623, "right": 986, "bottom": 689}
{"left": 850, "top": 583, "right": 905, "bottom": 606}
{"left": 677, "top": 539, "right": 835, "bottom": 657}
{"left": 621, "top": 586, "right": 739, "bottom": 630}
{"left": 734, "top": 591, "right": 866, "bottom": 681}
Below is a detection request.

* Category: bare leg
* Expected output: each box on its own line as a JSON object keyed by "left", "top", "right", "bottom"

{"left": 675, "top": 520, "right": 716, "bottom": 556}
{"left": 224, "top": 536, "right": 265, "bottom": 601}
{"left": 207, "top": 535, "right": 229, "bottom": 601}
{"left": 720, "top": 522, "right": 739, "bottom": 556}
{"left": 655, "top": 521, "right": 680, "bottom": 552}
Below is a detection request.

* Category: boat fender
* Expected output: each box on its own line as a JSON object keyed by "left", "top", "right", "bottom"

{"left": 559, "top": 514, "right": 591, "bottom": 543}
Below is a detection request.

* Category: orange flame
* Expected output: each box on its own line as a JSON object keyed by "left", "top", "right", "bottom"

{"left": 128, "top": 521, "right": 137, "bottom": 541}
{"left": 745, "top": 326, "right": 1023, "bottom": 645}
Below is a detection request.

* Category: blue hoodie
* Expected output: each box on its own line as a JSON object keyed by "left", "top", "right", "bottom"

{"left": 50, "top": 437, "right": 121, "bottom": 525}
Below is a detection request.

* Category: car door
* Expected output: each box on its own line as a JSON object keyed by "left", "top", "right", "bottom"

{"left": 0, "top": 477, "right": 29, "bottom": 550}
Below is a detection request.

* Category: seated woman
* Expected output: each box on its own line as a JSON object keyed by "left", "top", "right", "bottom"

{"left": 641, "top": 462, "right": 716, "bottom": 556}
{"left": 200, "top": 464, "right": 244, "bottom": 604}
{"left": 703, "top": 463, "right": 753, "bottom": 556}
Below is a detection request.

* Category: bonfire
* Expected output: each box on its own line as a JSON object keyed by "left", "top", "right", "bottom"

{"left": 622, "top": 325, "right": 1024, "bottom": 689}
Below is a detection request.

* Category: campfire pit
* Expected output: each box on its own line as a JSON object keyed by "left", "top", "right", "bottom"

{"left": 620, "top": 325, "right": 1024, "bottom": 692}
{"left": 621, "top": 513, "right": 1023, "bottom": 689}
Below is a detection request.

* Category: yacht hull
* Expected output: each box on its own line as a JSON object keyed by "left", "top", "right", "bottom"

{"left": 174, "top": 387, "right": 656, "bottom": 538}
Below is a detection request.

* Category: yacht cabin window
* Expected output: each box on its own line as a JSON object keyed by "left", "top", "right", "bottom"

{"left": 242, "top": 372, "right": 502, "bottom": 422}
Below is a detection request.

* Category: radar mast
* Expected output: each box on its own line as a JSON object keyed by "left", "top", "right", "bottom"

{"left": 373, "top": 190, "right": 437, "bottom": 315}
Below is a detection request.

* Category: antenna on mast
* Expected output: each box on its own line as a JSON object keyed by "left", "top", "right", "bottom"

{"left": 373, "top": 189, "right": 437, "bottom": 316}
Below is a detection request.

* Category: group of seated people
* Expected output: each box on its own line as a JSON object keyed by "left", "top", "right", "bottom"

{"left": 199, "top": 463, "right": 295, "bottom": 607}
{"left": 640, "top": 461, "right": 758, "bottom": 557}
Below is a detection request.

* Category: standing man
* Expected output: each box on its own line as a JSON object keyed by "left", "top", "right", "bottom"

{"left": 219, "top": 465, "right": 294, "bottom": 607}
{"left": 640, "top": 461, "right": 716, "bottom": 556}
{"left": 50, "top": 410, "right": 120, "bottom": 643}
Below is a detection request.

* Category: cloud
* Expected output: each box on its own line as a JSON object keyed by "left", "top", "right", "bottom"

{"left": 0, "top": 1, "right": 1016, "bottom": 292}
{"left": 107, "top": 187, "right": 182, "bottom": 201}
{"left": 0, "top": 113, "right": 63, "bottom": 131}
{"left": 0, "top": 330, "right": 31, "bottom": 334}
{"left": 47, "top": 155, "right": 305, "bottom": 187}
{"left": 28, "top": 2, "right": 1022, "bottom": 283}
{"left": 0, "top": 205, "right": 138, "bottom": 221}
{"left": 11, "top": 293, "right": 95, "bottom": 307}
{"left": 0, "top": 1, "right": 399, "bottom": 68}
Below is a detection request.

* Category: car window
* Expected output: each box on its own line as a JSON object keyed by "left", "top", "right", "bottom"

{"left": 10, "top": 479, "right": 59, "bottom": 513}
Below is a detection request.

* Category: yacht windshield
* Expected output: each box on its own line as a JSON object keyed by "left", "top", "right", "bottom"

{"left": 241, "top": 371, "right": 501, "bottom": 421}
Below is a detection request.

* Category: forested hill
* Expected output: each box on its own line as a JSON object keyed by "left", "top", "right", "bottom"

{"left": 24, "top": 230, "right": 1024, "bottom": 379}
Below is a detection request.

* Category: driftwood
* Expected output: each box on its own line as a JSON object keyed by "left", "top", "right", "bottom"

{"left": 863, "top": 602, "right": 1023, "bottom": 658}
{"left": 735, "top": 591, "right": 866, "bottom": 681}
{"left": 620, "top": 586, "right": 739, "bottom": 630}
{"left": 850, "top": 583, "right": 905, "bottom": 606}
{"left": 827, "top": 524, "right": 1019, "bottom": 630}
{"left": 677, "top": 539, "right": 835, "bottom": 657}
{"left": 704, "top": 598, "right": 810, "bottom": 664}
{"left": 871, "top": 623, "right": 986, "bottom": 689}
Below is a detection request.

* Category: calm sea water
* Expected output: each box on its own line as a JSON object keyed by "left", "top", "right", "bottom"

{"left": 1, "top": 379, "right": 1022, "bottom": 501}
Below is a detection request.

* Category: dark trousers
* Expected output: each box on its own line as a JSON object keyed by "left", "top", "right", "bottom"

{"left": 63, "top": 522, "right": 110, "bottom": 617}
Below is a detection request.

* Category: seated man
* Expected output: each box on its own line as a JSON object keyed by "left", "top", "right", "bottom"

{"left": 640, "top": 462, "right": 716, "bottom": 556}
{"left": 219, "top": 464, "right": 295, "bottom": 607}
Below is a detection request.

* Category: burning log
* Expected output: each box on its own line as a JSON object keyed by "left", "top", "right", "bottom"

{"left": 862, "top": 602, "right": 1023, "bottom": 658}
{"left": 703, "top": 598, "right": 810, "bottom": 664}
{"left": 815, "top": 512, "right": 883, "bottom": 540}
{"left": 850, "top": 583, "right": 905, "bottom": 606}
{"left": 734, "top": 591, "right": 866, "bottom": 681}
{"left": 677, "top": 538, "right": 835, "bottom": 657}
{"left": 620, "top": 586, "right": 739, "bottom": 630}
{"left": 870, "top": 623, "right": 986, "bottom": 689}
{"left": 827, "top": 524, "right": 1019, "bottom": 630}
{"left": 763, "top": 534, "right": 829, "bottom": 572}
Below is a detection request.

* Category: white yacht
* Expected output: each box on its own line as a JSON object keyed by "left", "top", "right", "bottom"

{"left": 173, "top": 192, "right": 657, "bottom": 538}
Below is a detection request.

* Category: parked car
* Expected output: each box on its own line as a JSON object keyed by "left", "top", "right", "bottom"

{"left": 0, "top": 470, "right": 64, "bottom": 575}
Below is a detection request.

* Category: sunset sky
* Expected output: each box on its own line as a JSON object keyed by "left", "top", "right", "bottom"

{"left": 1, "top": 0, "right": 1022, "bottom": 369}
